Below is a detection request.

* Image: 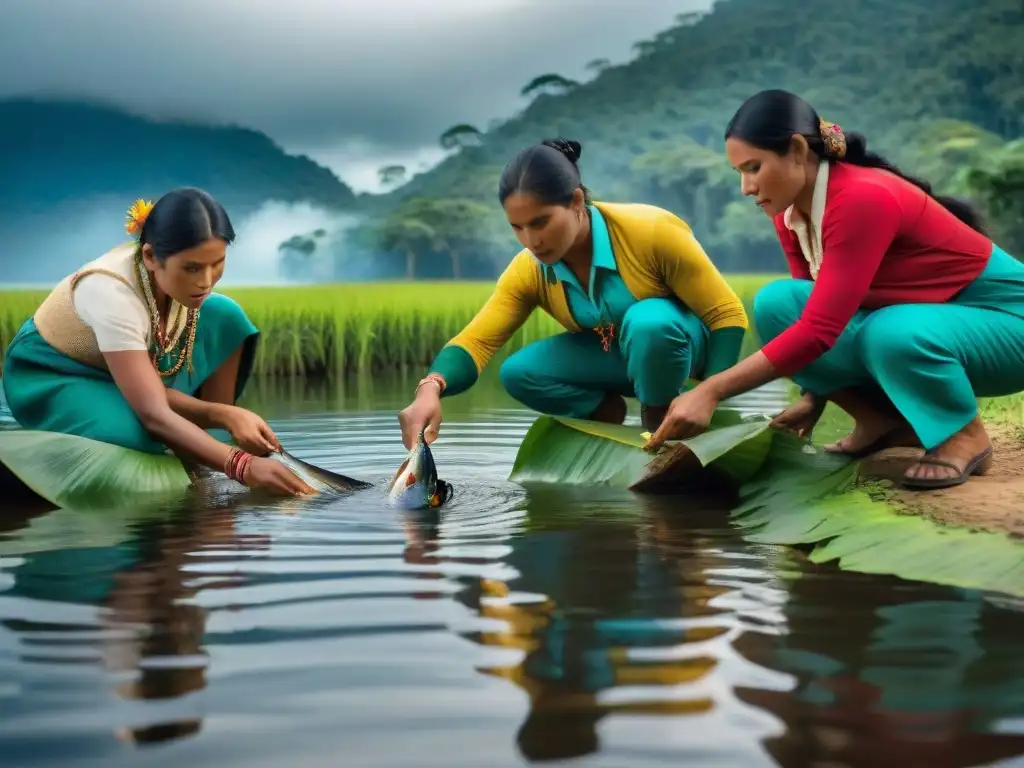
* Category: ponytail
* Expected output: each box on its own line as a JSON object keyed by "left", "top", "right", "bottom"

{"left": 725, "top": 89, "right": 988, "bottom": 235}
{"left": 841, "top": 132, "right": 988, "bottom": 234}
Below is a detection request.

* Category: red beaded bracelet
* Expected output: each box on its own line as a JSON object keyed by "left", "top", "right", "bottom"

{"left": 224, "top": 447, "right": 254, "bottom": 484}
{"left": 236, "top": 452, "right": 254, "bottom": 484}
{"left": 225, "top": 447, "right": 240, "bottom": 477}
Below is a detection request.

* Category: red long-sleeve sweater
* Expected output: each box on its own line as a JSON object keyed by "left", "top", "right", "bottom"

{"left": 761, "top": 161, "right": 993, "bottom": 375}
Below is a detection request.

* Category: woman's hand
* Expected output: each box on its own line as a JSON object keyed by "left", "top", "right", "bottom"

{"left": 219, "top": 405, "right": 281, "bottom": 456}
{"left": 642, "top": 384, "right": 720, "bottom": 451}
{"left": 769, "top": 393, "right": 826, "bottom": 439}
{"left": 244, "top": 456, "right": 316, "bottom": 496}
{"left": 398, "top": 385, "right": 443, "bottom": 450}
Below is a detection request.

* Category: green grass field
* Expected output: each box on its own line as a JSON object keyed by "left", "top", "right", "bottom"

{"left": 0, "top": 276, "right": 777, "bottom": 377}
{"left": 3, "top": 276, "right": 1024, "bottom": 424}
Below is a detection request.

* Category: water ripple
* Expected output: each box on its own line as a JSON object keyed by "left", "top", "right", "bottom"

{"left": 3, "top": 382, "right": 1024, "bottom": 766}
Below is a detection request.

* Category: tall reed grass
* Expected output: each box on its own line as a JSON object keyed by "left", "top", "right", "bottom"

{"left": 0, "top": 277, "right": 776, "bottom": 377}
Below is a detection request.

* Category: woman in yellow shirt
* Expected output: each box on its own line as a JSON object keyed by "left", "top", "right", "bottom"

{"left": 398, "top": 139, "right": 748, "bottom": 448}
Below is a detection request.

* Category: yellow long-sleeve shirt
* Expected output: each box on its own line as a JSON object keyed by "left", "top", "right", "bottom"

{"left": 429, "top": 200, "right": 748, "bottom": 395}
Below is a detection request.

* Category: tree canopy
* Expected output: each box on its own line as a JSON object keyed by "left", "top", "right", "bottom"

{"left": 297, "top": 0, "right": 1024, "bottom": 279}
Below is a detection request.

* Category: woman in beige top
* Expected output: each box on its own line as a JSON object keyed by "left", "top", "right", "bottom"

{"left": 1, "top": 187, "right": 312, "bottom": 495}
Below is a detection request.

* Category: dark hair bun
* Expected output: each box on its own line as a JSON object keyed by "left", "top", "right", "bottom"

{"left": 498, "top": 139, "right": 589, "bottom": 207}
{"left": 542, "top": 138, "right": 582, "bottom": 164}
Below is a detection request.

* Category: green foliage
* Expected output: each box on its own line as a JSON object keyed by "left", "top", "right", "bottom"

{"left": 378, "top": 165, "right": 408, "bottom": 187}
{"left": 439, "top": 124, "right": 483, "bottom": 151}
{"left": 0, "top": 98, "right": 355, "bottom": 217}
{"left": 279, "top": 235, "right": 318, "bottom": 255}
{"left": 966, "top": 140, "right": 1024, "bottom": 249}
{"left": 0, "top": 430, "right": 193, "bottom": 510}
{"left": 277, "top": 231, "right": 333, "bottom": 281}
{"left": 0, "top": 277, "right": 774, "bottom": 377}
{"left": 511, "top": 410, "right": 1024, "bottom": 598}
{"left": 509, "top": 409, "right": 774, "bottom": 489}
{"left": 729, "top": 429, "right": 1024, "bottom": 599}
{"left": 0, "top": 431, "right": 366, "bottom": 512}
{"left": 343, "top": 194, "right": 515, "bottom": 279}
{"left": 0, "top": 97, "right": 357, "bottom": 281}
{"left": 353, "top": 0, "right": 1024, "bottom": 277}
{"left": 520, "top": 74, "right": 580, "bottom": 98}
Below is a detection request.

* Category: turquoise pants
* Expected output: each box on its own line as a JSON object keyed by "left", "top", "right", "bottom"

{"left": 753, "top": 244, "right": 1024, "bottom": 450}
{"left": 2, "top": 293, "right": 259, "bottom": 454}
{"left": 499, "top": 297, "right": 708, "bottom": 418}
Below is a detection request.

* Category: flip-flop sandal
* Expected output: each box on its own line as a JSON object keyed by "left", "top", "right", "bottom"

{"left": 900, "top": 446, "right": 993, "bottom": 490}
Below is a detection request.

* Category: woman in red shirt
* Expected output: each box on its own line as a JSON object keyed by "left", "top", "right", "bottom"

{"left": 644, "top": 89, "right": 1024, "bottom": 490}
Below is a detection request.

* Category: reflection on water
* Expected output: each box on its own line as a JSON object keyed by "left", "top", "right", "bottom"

{"left": 1, "top": 373, "right": 1024, "bottom": 767}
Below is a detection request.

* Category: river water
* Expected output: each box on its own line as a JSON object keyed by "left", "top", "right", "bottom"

{"left": 2, "top": 373, "right": 1024, "bottom": 768}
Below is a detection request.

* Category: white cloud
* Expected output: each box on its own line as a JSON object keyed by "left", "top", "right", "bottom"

{"left": 0, "top": 0, "right": 705, "bottom": 152}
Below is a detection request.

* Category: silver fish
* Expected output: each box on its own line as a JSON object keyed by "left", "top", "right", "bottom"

{"left": 388, "top": 429, "right": 453, "bottom": 510}
{"left": 267, "top": 449, "right": 372, "bottom": 494}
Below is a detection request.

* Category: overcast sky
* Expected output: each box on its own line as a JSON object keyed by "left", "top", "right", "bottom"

{"left": 0, "top": 0, "right": 710, "bottom": 191}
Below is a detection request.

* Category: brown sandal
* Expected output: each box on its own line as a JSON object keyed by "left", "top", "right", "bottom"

{"left": 900, "top": 446, "right": 993, "bottom": 490}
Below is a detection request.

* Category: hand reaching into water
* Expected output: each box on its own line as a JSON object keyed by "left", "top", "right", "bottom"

{"left": 398, "top": 383, "right": 443, "bottom": 450}
{"left": 245, "top": 457, "right": 316, "bottom": 496}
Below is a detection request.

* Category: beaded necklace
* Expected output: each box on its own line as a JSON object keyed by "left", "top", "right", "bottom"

{"left": 133, "top": 252, "right": 199, "bottom": 377}
{"left": 594, "top": 320, "right": 617, "bottom": 352}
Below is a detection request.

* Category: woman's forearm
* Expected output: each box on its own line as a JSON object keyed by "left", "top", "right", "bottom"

{"left": 166, "top": 388, "right": 228, "bottom": 429}
{"left": 141, "top": 407, "right": 237, "bottom": 472}
{"left": 702, "top": 350, "right": 781, "bottom": 401}
{"left": 103, "top": 351, "right": 241, "bottom": 476}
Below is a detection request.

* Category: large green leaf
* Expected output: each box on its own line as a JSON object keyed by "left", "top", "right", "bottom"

{"left": 0, "top": 430, "right": 193, "bottom": 511}
{"left": 509, "top": 412, "right": 1024, "bottom": 598}
{"left": 729, "top": 429, "right": 1024, "bottom": 599}
{"left": 508, "top": 408, "right": 773, "bottom": 489}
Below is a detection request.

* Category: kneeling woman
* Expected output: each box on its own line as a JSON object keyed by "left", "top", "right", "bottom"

{"left": 1, "top": 188, "right": 313, "bottom": 496}
{"left": 645, "top": 89, "right": 1024, "bottom": 490}
{"left": 398, "top": 138, "right": 748, "bottom": 448}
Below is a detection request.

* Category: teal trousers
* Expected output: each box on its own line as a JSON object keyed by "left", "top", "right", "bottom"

{"left": 753, "top": 244, "right": 1024, "bottom": 450}
{"left": 499, "top": 297, "right": 708, "bottom": 418}
{"left": 2, "top": 293, "right": 260, "bottom": 454}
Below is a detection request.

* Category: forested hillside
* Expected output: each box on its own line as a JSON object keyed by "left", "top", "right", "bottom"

{"left": 0, "top": 99, "right": 355, "bottom": 282}
{"left": 296, "top": 0, "right": 1024, "bottom": 280}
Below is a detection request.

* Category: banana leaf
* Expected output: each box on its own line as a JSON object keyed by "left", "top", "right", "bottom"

{"left": 730, "top": 429, "right": 1024, "bottom": 599}
{"left": 509, "top": 412, "right": 1024, "bottom": 598}
{"left": 508, "top": 408, "right": 774, "bottom": 490}
{"left": 0, "top": 429, "right": 193, "bottom": 511}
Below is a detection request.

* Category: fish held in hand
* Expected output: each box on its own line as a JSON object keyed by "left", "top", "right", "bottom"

{"left": 267, "top": 449, "right": 372, "bottom": 495}
{"left": 388, "top": 429, "right": 454, "bottom": 510}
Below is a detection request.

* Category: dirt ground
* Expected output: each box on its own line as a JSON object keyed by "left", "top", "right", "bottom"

{"left": 859, "top": 426, "right": 1024, "bottom": 538}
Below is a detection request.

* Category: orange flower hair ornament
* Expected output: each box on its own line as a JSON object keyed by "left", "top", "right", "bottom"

{"left": 819, "top": 118, "right": 847, "bottom": 159}
{"left": 125, "top": 198, "right": 154, "bottom": 238}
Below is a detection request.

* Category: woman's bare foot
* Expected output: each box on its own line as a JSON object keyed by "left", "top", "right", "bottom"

{"left": 818, "top": 386, "right": 921, "bottom": 457}
{"left": 825, "top": 421, "right": 922, "bottom": 456}
{"left": 824, "top": 415, "right": 921, "bottom": 457}
{"left": 902, "top": 416, "right": 993, "bottom": 488}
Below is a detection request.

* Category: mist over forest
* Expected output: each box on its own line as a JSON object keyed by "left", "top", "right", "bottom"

{"left": 1, "top": 0, "right": 1022, "bottom": 286}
